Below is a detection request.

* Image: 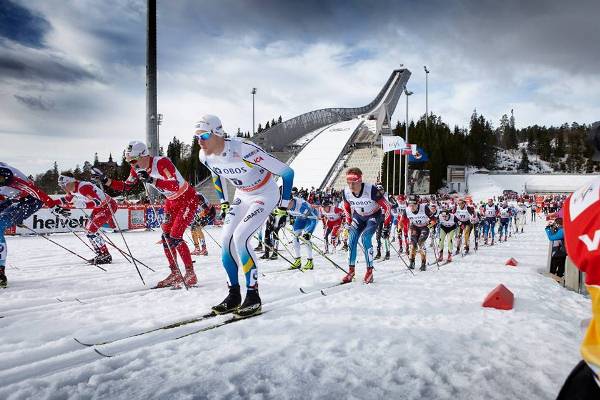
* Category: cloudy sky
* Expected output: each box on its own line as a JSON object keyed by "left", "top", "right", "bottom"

{"left": 1, "top": 0, "right": 599, "bottom": 175}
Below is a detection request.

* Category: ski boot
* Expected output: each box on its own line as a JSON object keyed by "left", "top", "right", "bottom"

{"left": 374, "top": 250, "right": 381, "bottom": 260}
{"left": 191, "top": 247, "right": 202, "bottom": 256}
{"left": 198, "top": 245, "right": 208, "bottom": 256}
{"left": 464, "top": 246, "right": 469, "bottom": 255}
{"left": 254, "top": 242, "right": 263, "bottom": 252}
{"left": 363, "top": 268, "right": 374, "bottom": 284}
{"left": 521, "top": 228, "right": 524, "bottom": 233}
{"left": 301, "top": 258, "right": 314, "bottom": 271}
{"left": 155, "top": 265, "right": 183, "bottom": 288}
{"left": 212, "top": 284, "right": 242, "bottom": 314}
{"left": 409, "top": 259, "right": 416, "bottom": 270}
{"left": 437, "top": 252, "right": 444, "bottom": 262}
{"left": 447, "top": 252, "right": 452, "bottom": 262}
{"left": 234, "top": 289, "right": 262, "bottom": 318}
{"left": 420, "top": 259, "right": 427, "bottom": 271}
{"left": 269, "top": 251, "right": 279, "bottom": 260}
{"left": 0, "top": 269, "right": 6, "bottom": 289}
{"left": 384, "top": 251, "right": 390, "bottom": 260}
{"left": 475, "top": 241, "right": 479, "bottom": 251}
{"left": 183, "top": 266, "right": 197, "bottom": 286}
{"left": 341, "top": 266, "right": 355, "bottom": 283}
{"left": 454, "top": 248, "right": 460, "bottom": 256}
{"left": 289, "top": 257, "right": 302, "bottom": 270}
{"left": 260, "top": 251, "right": 270, "bottom": 260}
{"left": 89, "top": 253, "right": 112, "bottom": 265}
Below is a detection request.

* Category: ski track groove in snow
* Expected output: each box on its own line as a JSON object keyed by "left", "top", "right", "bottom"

{"left": 0, "top": 221, "right": 591, "bottom": 399}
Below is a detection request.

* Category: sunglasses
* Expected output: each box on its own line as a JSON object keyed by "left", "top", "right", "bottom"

{"left": 194, "top": 131, "right": 212, "bottom": 141}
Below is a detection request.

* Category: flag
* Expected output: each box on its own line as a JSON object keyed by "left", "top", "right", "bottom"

{"left": 409, "top": 147, "right": 429, "bottom": 163}
{"left": 398, "top": 143, "right": 416, "bottom": 155}
{"left": 382, "top": 136, "right": 406, "bottom": 152}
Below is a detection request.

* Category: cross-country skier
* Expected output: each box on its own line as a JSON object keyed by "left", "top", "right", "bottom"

{"left": 498, "top": 201, "right": 511, "bottom": 242}
{"left": 515, "top": 201, "right": 527, "bottom": 233}
{"left": 55, "top": 174, "right": 118, "bottom": 264}
{"left": 320, "top": 199, "right": 344, "bottom": 253}
{"left": 0, "top": 162, "right": 61, "bottom": 287}
{"left": 195, "top": 114, "right": 294, "bottom": 318}
{"left": 190, "top": 191, "right": 211, "bottom": 256}
{"left": 557, "top": 124, "right": 600, "bottom": 399}
{"left": 402, "top": 195, "right": 436, "bottom": 271}
{"left": 531, "top": 202, "right": 537, "bottom": 222}
{"left": 437, "top": 210, "right": 459, "bottom": 262}
{"left": 92, "top": 141, "right": 201, "bottom": 288}
{"left": 454, "top": 198, "right": 474, "bottom": 254}
{"left": 260, "top": 210, "right": 287, "bottom": 260}
{"left": 482, "top": 198, "right": 499, "bottom": 245}
{"left": 373, "top": 185, "right": 397, "bottom": 260}
{"left": 470, "top": 206, "right": 482, "bottom": 251}
{"left": 341, "top": 167, "right": 391, "bottom": 284}
{"left": 428, "top": 202, "right": 440, "bottom": 249}
{"left": 396, "top": 194, "right": 409, "bottom": 254}
{"left": 287, "top": 195, "right": 319, "bottom": 271}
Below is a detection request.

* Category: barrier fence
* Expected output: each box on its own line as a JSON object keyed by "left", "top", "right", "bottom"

{"left": 5, "top": 204, "right": 221, "bottom": 235}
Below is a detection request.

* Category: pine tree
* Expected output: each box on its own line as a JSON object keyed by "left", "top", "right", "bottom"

{"left": 518, "top": 148, "right": 530, "bottom": 172}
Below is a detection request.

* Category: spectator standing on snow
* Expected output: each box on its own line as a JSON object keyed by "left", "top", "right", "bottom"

{"left": 545, "top": 217, "right": 566, "bottom": 278}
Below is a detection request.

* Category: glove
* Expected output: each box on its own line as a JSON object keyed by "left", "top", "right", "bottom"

{"left": 220, "top": 202, "right": 230, "bottom": 219}
{"left": 0, "top": 167, "right": 14, "bottom": 186}
{"left": 52, "top": 205, "right": 71, "bottom": 218}
{"left": 91, "top": 167, "right": 108, "bottom": 185}
{"left": 272, "top": 207, "right": 288, "bottom": 218}
{"left": 382, "top": 224, "right": 390, "bottom": 239}
{"left": 136, "top": 169, "right": 154, "bottom": 184}
{"left": 303, "top": 233, "right": 312, "bottom": 241}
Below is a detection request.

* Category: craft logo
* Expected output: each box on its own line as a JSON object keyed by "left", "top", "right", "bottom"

{"left": 243, "top": 207, "right": 264, "bottom": 222}
{"left": 254, "top": 156, "right": 264, "bottom": 163}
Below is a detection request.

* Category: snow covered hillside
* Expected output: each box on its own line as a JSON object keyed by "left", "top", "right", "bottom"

{"left": 0, "top": 222, "right": 590, "bottom": 399}
{"left": 495, "top": 145, "right": 553, "bottom": 173}
{"left": 468, "top": 172, "right": 596, "bottom": 201}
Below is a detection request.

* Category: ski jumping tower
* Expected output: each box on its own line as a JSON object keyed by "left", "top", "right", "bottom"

{"left": 197, "top": 69, "right": 411, "bottom": 202}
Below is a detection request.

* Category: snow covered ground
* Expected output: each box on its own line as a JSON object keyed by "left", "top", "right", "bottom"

{"left": 0, "top": 220, "right": 590, "bottom": 399}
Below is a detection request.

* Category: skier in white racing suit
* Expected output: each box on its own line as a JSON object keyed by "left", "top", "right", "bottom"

{"left": 195, "top": 115, "right": 294, "bottom": 318}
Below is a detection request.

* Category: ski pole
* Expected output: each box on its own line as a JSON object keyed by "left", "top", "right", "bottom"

{"left": 430, "top": 229, "right": 441, "bottom": 270}
{"left": 52, "top": 210, "right": 97, "bottom": 254}
{"left": 389, "top": 241, "right": 414, "bottom": 276}
{"left": 258, "top": 237, "right": 297, "bottom": 268}
{"left": 79, "top": 208, "right": 155, "bottom": 271}
{"left": 20, "top": 225, "right": 106, "bottom": 271}
{"left": 143, "top": 183, "right": 189, "bottom": 290}
{"left": 106, "top": 201, "right": 145, "bottom": 285}
{"left": 202, "top": 226, "right": 222, "bottom": 249}
{"left": 290, "top": 228, "right": 348, "bottom": 274}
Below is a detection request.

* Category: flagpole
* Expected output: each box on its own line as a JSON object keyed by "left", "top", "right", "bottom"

{"left": 392, "top": 147, "right": 396, "bottom": 195}
{"left": 404, "top": 89, "right": 413, "bottom": 194}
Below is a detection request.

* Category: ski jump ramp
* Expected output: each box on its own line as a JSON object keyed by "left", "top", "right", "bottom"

{"left": 254, "top": 68, "right": 411, "bottom": 189}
